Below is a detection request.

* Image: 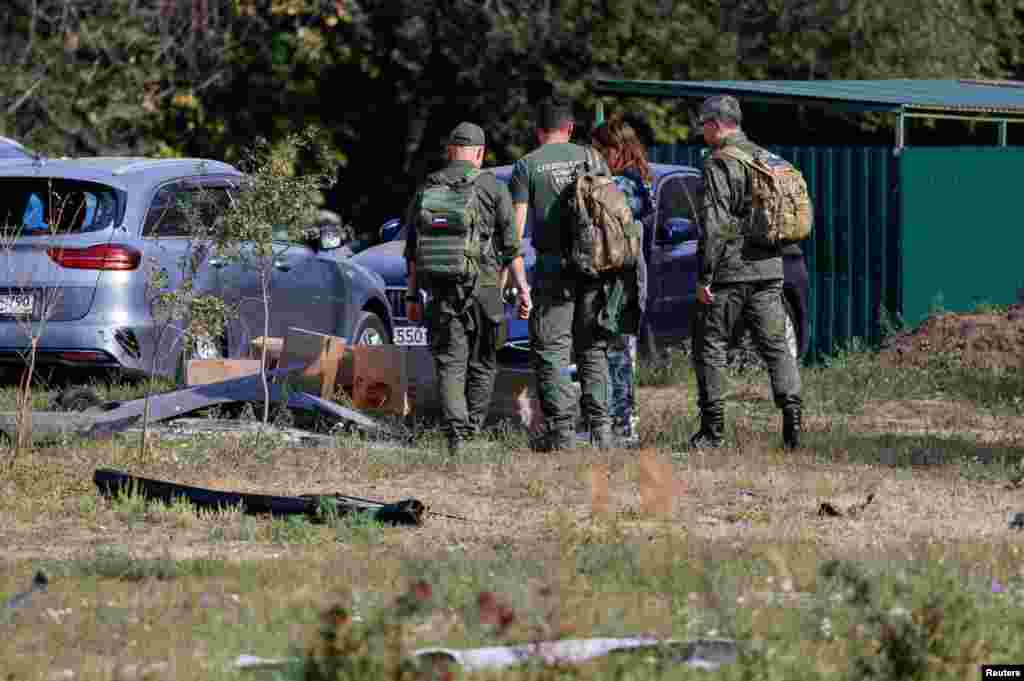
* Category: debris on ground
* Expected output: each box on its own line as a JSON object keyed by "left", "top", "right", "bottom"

{"left": 3, "top": 571, "right": 48, "bottom": 610}
{"left": 880, "top": 307, "right": 1024, "bottom": 370}
{"left": 1010, "top": 512, "right": 1024, "bottom": 530}
{"left": 121, "top": 418, "right": 338, "bottom": 449}
{"left": 0, "top": 367, "right": 403, "bottom": 444}
{"left": 93, "top": 468, "right": 425, "bottom": 526}
{"left": 233, "top": 637, "right": 738, "bottom": 674}
{"left": 818, "top": 494, "right": 875, "bottom": 519}
{"left": 412, "top": 637, "right": 738, "bottom": 672}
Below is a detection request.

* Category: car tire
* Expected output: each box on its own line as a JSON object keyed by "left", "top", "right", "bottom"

{"left": 192, "top": 329, "right": 230, "bottom": 360}
{"left": 353, "top": 311, "right": 390, "bottom": 346}
{"left": 56, "top": 386, "right": 103, "bottom": 412}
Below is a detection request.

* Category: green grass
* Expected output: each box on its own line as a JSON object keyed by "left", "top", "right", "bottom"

{"left": 0, "top": 372, "right": 175, "bottom": 412}
{"left": 258, "top": 553, "right": 1024, "bottom": 681}
{"left": 37, "top": 546, "right": 235, "bottom": 581}
{"left": 331, "top": 511, "right": 388, "bottom": 545}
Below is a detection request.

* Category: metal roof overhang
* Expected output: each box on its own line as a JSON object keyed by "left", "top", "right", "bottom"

{"left": 593, "top": 78, "right": 1024, "bottom": 147}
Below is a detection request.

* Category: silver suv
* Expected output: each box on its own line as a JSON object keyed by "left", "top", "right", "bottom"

{"left": 0, "top": 156, "right": 394, "bottom": 377}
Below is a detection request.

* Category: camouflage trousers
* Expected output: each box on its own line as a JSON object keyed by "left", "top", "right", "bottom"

{"left": 529, "top": 271, "right": 612, "bottom": 435}
{"left": 692, "top": 279, "right": 802, "bottom": 415}
{"left": 426, "top": 296, "right": 501, "bottom": 442}
{"left": 608, "top": 334, "right": 638, "bottom": 441}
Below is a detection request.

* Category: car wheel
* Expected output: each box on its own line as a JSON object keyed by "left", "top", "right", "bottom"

{"left": 192, "top": 330, "right": 229, "bottom": 360}
{"left": 56, "top": 386, "right": 102, "bottom": 412}
{"left": 353, "top": 311, "right": 390, "bottom": 346}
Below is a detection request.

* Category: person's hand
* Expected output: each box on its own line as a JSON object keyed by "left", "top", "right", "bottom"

{"left": 516, "top": 287, "right": 533, "bottom": 319}
{"left": 697, "top": 285, "right": 714, "bottom": 305}
{"left": 407, "top": 301, "right": 423, "bottom": 323}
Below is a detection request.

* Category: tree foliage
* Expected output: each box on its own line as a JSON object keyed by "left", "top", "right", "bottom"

{"left": 3, "top": 0, "right": 1024, "bottom": 227}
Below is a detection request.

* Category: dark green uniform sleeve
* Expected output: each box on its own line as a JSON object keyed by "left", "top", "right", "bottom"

{"left": 698, "top": 156, "right": 735, "bottom": 288}
{"left": 402, "top": 191, "right": 421, "bottom": 262}
{"left": 491, "top": 180, "right": 520, "bottom": 265}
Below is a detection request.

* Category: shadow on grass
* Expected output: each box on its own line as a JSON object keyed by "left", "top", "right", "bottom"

{"left": 805, "top": 428, "right": 1024, "bottom": 480}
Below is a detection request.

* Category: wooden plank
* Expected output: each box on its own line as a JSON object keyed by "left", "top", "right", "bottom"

{"left": 280, "top": 327, "right": 347, "bottom": 399}
{"left": 186, "top": 359, "right": 262, "bottom": 386}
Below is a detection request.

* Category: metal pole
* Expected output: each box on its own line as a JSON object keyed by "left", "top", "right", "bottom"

{"left": 999, "top": 120, "right": 1008, "bottom": 146}
{"left": 895, "top": 110, "right": 906, "bottom": 155}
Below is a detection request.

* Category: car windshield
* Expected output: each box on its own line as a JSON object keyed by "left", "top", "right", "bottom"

{"left": 655, "top": 175, "right": 700, "bottom": 242}
{"left": 0, "top": 178, "right": 120, "bottom": 234}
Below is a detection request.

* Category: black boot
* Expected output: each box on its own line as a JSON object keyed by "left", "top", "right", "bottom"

{"left": 689, "top": 409, "right": 724, "bottom": 449}
{"left": 590, "top": 422, "right": 614, "bottom": 450}
{"left": 782, "top": 404, "right": 802, "bottom": 450}
{"left": 531, "top": 426, "right": 577, "bottom": 453}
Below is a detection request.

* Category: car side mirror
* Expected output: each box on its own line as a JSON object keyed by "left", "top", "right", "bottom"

{"left": 664, "top": 217, "right": 698, "bottom": 245}
{"left": 318, "top": 224, "right": 343, "bottom": 251}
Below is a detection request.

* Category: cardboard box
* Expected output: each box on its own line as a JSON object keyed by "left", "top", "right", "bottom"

{"left": 185, "top": 359, "right": 262, "bottom": 386}
{"left": 280, "top": 328, "right": 347, "bottom": 399}
{"left": 351, "top": 345, "right": 437, "bottom": 416}
{"left": 249, "top": 336, "right": 283, "bottom": 369}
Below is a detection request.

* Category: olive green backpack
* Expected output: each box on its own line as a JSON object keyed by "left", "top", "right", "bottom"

{"left": 413, "top": 170, "right": 484, "bottom": 285}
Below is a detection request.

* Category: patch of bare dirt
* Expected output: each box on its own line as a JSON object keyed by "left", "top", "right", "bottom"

{"left": 880, "top": 305, "right": 1024, "bottom": 370}
{"left": 805, "top": 399, "right": 1024, "bottom": 444}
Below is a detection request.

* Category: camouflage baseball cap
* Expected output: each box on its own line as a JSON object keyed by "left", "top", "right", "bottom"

{"left": 699, "top": 95, "right": 742, "bottom": 125}
{"left": 447, "top": 122, "right": 486, "bottom": 147}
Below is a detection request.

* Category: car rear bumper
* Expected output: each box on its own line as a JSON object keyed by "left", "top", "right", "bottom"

{"left": 0, "top": 319, "right": 163, "bottom": 374}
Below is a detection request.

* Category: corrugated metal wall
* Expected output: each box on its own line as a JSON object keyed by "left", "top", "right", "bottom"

{"left": 651, "top": 144, "right": 900, "bottom": 358}
{"left": 899, "top": 147, "right": 1024, "bottom": 326}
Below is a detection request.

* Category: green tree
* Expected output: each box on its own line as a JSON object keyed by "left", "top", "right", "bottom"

{"left": 214, "top": 126, "right": 333, "bottom": 428}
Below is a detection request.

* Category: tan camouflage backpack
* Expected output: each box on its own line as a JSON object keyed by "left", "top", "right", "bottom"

{"left": 564, "top": 147, "right": 642, "bottom": 278}
{"left": 714, "top": 145, "right": 813, "bottom": 246}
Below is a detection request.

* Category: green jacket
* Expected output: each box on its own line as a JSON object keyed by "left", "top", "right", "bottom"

{"left": 698, "top": 131, "right": 784, "bottom": 287}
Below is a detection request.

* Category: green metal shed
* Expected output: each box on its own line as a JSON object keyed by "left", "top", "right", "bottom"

{"left": 594, "top": 79, "right": 1024, "bottom": 357}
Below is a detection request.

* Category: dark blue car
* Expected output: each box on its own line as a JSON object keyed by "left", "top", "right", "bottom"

{"left": 0, "top": 137, "right": 33, "bottom": 162}
{"left": 351, "top": 162, "right": 810, "bottom": 361}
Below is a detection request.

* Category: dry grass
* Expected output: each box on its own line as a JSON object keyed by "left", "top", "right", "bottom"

{"left": 1, "top": 356, "right": 1023, "bottom": 679}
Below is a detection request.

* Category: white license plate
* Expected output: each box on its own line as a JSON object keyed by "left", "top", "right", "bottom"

{"left": 394, "top": 325, "right": 428, "bottom": 346}
{"left": 0, "top": 294, "right": 33, "bottom": 316}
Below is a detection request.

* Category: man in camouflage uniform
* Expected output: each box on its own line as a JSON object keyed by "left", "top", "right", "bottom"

{"left": 510, "top": 96, "right": 614, "bottom": 451}
{"left": 405, "top": 122, "right": 531, "bottom": 455}
{"left": 691, "top": 95, "right": 803, "bottom": 450}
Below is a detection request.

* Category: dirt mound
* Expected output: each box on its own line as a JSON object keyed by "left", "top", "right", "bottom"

{"left": 880, "top": 305, "right": 1024, "bottom": 370}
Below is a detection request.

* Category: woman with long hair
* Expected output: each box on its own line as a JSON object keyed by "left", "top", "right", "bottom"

{"left": 590, "top": 114, "right": 654, "bottom": 447}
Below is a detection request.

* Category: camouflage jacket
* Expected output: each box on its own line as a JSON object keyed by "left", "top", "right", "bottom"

{"left": 698, "top": 131, "right": 784, "bottom": 287}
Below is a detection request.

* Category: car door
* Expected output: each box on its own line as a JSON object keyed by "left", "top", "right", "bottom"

{"left": 266, "top": 232, "right": 334, "bottom": 338}
{"left": 648, "top": 172, "right": 702, "bottom": 340}
{"left": 141, "top": 179, "right": 235, "bottom": 368}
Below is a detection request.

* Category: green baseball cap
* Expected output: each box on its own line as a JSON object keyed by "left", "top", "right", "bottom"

{"left": 699, "top": 95, "right": 743, "bottom": 125}
{"left": 447, "top": 122, "right": 486, "bottom": 147}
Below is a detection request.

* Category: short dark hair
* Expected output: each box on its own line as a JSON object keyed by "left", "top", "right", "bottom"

{"left": 536, "top": 95, "right": 574, "bottom": 131}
